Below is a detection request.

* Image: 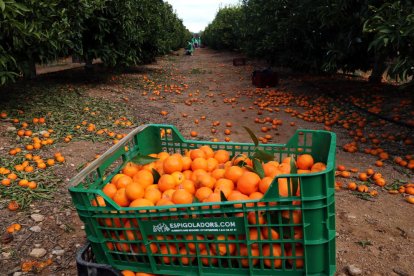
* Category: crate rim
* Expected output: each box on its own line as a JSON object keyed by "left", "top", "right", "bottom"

{"left": 69, "top": 124, "right": 335, "bottom": 187}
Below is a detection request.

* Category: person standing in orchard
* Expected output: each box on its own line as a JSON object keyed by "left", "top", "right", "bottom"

{"left": 186, "top": 41, "right": 194, "bottom": 55}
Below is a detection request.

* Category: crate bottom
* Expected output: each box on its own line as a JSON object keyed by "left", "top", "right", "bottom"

{"left": 77, "top": 242, "right": 121, "bottom": 276}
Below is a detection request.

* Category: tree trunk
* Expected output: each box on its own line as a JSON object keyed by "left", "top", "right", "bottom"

{"left": 84, "top": 58, "right": 94, "bottom": 72}
{"left": 369, "top": 55, "right": 386, "bottom": 84}
{"left": 72, "top": 55, "right": 83, "bottom": 63}
{"left": 22, "top": 60, "right": 37, "bottom": 80}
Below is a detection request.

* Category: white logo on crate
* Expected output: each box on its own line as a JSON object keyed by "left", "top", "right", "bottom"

{"left": 153, "top": 223, "right": 170, "bottom": 233}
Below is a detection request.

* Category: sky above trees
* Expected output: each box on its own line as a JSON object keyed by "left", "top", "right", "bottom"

{"left": 166, "top": 0, "right": 240, "bottom": 32}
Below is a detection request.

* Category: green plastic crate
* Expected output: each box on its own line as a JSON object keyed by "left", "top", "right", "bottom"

{"left": 69, "top": 124, "right": 336, "bottom": 276}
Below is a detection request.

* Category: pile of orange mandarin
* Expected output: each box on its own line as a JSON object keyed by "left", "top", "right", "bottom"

{"left": 95, "top": 146, "right": 326, "bottom": 209}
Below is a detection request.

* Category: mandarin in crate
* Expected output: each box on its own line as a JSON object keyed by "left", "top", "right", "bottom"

{"left": 311, "top": 162, "right": 326, "bottom": 172}
{"left": 159, "top": 244, "right": 178, "bottom": 264}
{"left": 263, "top": 162, "right": 279, "bottom": 177}
{"left": 211, "top": 168, "right": 225, "bottom": 180}
{"left": 297, "top": 154, "right": 314, "bottom": 170}
{"left": 203, "top": 192, "right": 221, "bottom": 205}
{"left": 129, "top": 198, "right": 154, "bottom": 208}
{"left": 228, "top": 191, "right": 249, "bottom": 208}
{"left": 286, "top": 245, "right": 304, "bottom": 268}
{"left": 116, "top": 175, "right": 133, "bottom": 189}
{"left": 197, "top": 174, "right": 216, "bottom": 189}
{"left": 181, "top": 156, "right": 192, "bottom": 170}
{"left": 191, "top": 157, "right": 208, "bottom": 171}
{"left": 121, "top": 270, "right": 136, "bottom": 276}
{"left": 210, "top": 235, "right": 236, "bottom": 256}
{"left": 122, "top": 163, "right": 139, "bottom": 177}
{"left": 206, "top": 157, "right": 219, "bottom": 172}
{"left": 132, "top": 170, "right": 154, "bottom": 189}
{"left": 144, "top": 189, "right": 162, "bottom": 204}
{"left": 172, "top": 189, "right": 193, "bottom": 205}
{"left": 248, "top": 228, "right": 264, "bottom": 249}
{"left": 113, "top": 189, "right": 129, "bottom": 207}
{"left": 214, "top": 150, "right": 230, "bottom": 164}
{"left": 190, "top": 149, "right": 206, "bottom": 160}
{"left": 158, "top": 174, "right": 176, "bottom": 192}
{"left": 200, "top": 145, "right": 214, "bottom": 158}
{"left": 171, "top": 171, "right": 185, "bottom": 184}
{"left": 179, "top": 247, "right": 195, "bottom": 265}
{"left": 261, "top": 225, "right": 280, "bottom": 240}
{"left": 163, "top": 156, "right": 183, "bottom": 174}
{"left": 186, "top": 234, "right": 206, "bottom": 251}
{"left": 240, "top": 244, "right": 260, "bottom": 267}
{"left": 102, "top": 183, "right": 117, "bottom": 198}
{"left": 224, "top": 166, "right": 244, "bottom": 183}
{"left": 200, "top": 248, "right": 218, "bottom": 266}
{"left": 125, "top": 183, "right": 145, "bottom": 201}
{"left": 195, "top": 187, "right": 213, "bottom": 201}
{"left": 178, "top": 179, "right": 196, "bottom": 194}
{"left": 263, "top": 244, "right": 282, "bottom": 268}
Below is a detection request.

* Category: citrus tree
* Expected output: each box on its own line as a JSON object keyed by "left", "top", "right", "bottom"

{"left": 1, "top": 0, "right": 103, "bottom": 80}
{"left": 363, "top": 1, "right": 414, "bottom": 82}
{"left": 241, "top": 0, "right": 380, "bottom": 73}
{"left": 1, "top": 1, "right": 70, "bottom": 82}
{"left": 70, "top": 0, "right": 190, "bottom": 67}
{"left": 0, "top": 0, "right": 190, "bottom": 85}
{"left": 157, "top": 2, "right": 192, "bottom": 54}
{"left": 203, "top": 6, "right": 244, "bottom": 51}
{"left": 0, "top": 1, "right": 29, "bottom": 84}
{"left": 203, "top": 0, "right": 414, "bottom": 82}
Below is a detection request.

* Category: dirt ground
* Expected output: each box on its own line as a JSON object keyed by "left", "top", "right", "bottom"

{"left": 1, "top": 48, "right": 413, "bottom": 276}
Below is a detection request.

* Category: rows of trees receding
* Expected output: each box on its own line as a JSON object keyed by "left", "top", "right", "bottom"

{"left": 0, "top": 0, "right": 191, "bottom": 85}
{"left": 203, "top": 0, "right": 414, "bottom": 83}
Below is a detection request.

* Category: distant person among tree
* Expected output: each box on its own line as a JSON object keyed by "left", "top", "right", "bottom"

{"left": 186, "top": 41, "right": 194, "bottom": 55}
{"left": 192, "top": 36, "right": 198, "bottom": 48}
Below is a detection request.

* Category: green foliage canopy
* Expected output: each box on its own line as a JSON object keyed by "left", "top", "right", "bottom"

{"left": 203, "top": 6, "right": 244, "bottom": 51}
{"left": 0, "top": 0, "right": 190, "bottom": 85}
{"left": 202, "top": 0, "right": 414, "bottom": 82}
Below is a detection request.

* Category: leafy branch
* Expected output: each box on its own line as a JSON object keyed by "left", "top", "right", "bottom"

{"left": 242, "top": 126, "right": 274, "bottom": 178}
{"left": 130, "top": 154, "right": 159, "bottom": 165}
